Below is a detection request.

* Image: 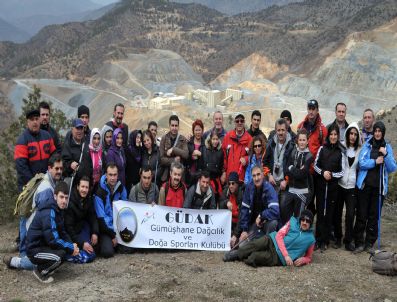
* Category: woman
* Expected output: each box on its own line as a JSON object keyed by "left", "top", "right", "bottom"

{"left": 100, "top": 125, "right": 113, "bottom": 169}
{"left": 334, "top": 123, "right": 361, "bottom": 250}
{"left": 106, "top": 128, "right": 126, "bottom": 186}
{"left": 244, "top": 135, "right": 266, "bottom": 184}
{"left": 88, "top": 128, "right": 103, "bottom": 190}
{"left": 186, "top": 119, "right": 206, "bottom": 186}
{"left": 125, "top": 130, "right": 142, "bottom": 195}
{"left": 282, "top": 129, "right": 313, "bottom": 225}
{"left": 142, "top": 130, "right": 160, "bottom": 185}
{"left": 314, "top": 124, "right": 344, "bottom": 252}
{"left": 353, "top": 121, "right": 396, "bottom": 253}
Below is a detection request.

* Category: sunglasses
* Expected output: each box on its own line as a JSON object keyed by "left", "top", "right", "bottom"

{"left": 253, "top": 144, "right": 262, "bottom": 148}
{"left": 235, "top": 119, "right": 245, "bottom": 124}
{"left": 301, "top": 218, "right": 312, "bottom": 224}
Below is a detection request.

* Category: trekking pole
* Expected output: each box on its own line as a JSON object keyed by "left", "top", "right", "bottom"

{"left": 377, "top": 163, "right": 384, "bottom": 250}
{"left": 323, "top": 182, "right": 328, "bottom": 217}
{"left": 231, "top": 230, "right": 257, "bottom": 250}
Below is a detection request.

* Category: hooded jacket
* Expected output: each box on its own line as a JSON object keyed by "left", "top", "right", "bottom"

{"left": 40, "top": 123, "right": 62, "bottom": 153}
{"left": 142, "top": 144, "right": 161, "bottom": 184}
{"left": 197, "top": 135, "right": 224, "bottom": 179}
{"left": 129, "top": 182, "right": 159, "bottom": 204}
{"left": 285, "top": 145, "right": 313, "bottom": 192}
{"left": 26, "top": 189, "right": 74, "bottom": 255}
{"left": 106, "top": 128, "right": 126, "bottom": 185}
{"left": 183, "top": 181, "right": 216, "bottom": 209}
{"left": 126, "top": 130, "right": 143, "bottom": 192}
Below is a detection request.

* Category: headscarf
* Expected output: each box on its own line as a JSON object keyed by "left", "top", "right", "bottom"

{"left": 89, "top": 128, "right": 102, "bottom": 152}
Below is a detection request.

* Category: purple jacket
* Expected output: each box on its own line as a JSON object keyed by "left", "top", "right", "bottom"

{"left": 106, "top": 128, "right": 126, "bottom": 185}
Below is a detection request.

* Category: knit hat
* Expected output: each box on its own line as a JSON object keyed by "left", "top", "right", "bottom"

{"left": 78, "top": 105, "right": 90, "bottom": 118}
{"left": 228, "top": 172, "right": 239, "bottom": 182}
{"left": 300, "top": 209, "right": 313, "bottom": 224}
{"left": 373, "top": 121, "right": 386, "bottom": 138}
{"left": 280, "top": 110, "right": 292, "bottom": 123}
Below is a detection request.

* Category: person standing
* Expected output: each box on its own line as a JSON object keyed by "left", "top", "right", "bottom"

{"left": 125, "top": 130, "right": 143, "bottom": 194}
{"left": 203, "top": 111, "right": 226, "bottom": 142}
{"left": 247, "top": 110, "right": 267, "bottom": 142}
{"left": 327, "top": 103, "right": 349, "bottom": 144}
{"left": 77, "top": 105, "right": 91, "bottom": 142}
{"left": 39, "top": 101, "right": 62, "bottom": 153}
{"left": 105, "top": 103, "right": 129, "bottom": 148}
{"left": 268, "top": 110, "right": 296, "bottom": 143}
{"left": 186, "top": 119, "right": 206, "bottom": 186}
{"left": 361, "top": 108, "right": 375, "bottom": 143}
{"left": 106, "top": 128, "right": 127, "bottom": 186}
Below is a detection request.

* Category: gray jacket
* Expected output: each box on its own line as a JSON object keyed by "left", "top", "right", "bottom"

{"left": 129, "top": 182, "right": 159, "bottom": 204}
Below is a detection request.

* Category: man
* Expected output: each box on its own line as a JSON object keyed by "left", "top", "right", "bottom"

{"left": 247, "top": 110, "right": 267, "bottom": 141}
{"left": 129, "top": 167, "right": 159, "bottom": 204}
{"left": 148, "top": 121, "right": 160, "bottom": 146}
{"left": 361, "top": 108, "right": 375, "bottom": 143}
{"left": 268, "top": 110, "right": 296, "bottom": 142}
{"left": 77, "top": 105, "right": 91, "bottom": 142}
{"left": 26, "top": 181, "right": 79, "bottom": 283}
{"left": 184, "top": 171, "right": 216, "bottom": 209}
{"left": 203, "top": 111, "right": 227, "bottom": 141}
{"left": 14, "top": 109, "right": 56, "bottom": 192}
{"left": 327, "top": 103, "right": 349, "bottom": 143}
{"left": 4, "top": 154, "right": 63, "bottom": 271}
{"left": 159, "top": 115, "right": 189, "bottom": 183}
{"left": 158, "top": 161, "right": 187, "bottom": 207}
{"left": 94, "top": 163, "right": 127, "bottom": 258}
{"left": 106, "top": 103, "right": 129, "bottom": 148}
{"left": 39, "top": 101, "right": 62, "bottom": 153}
{"left": 238, "top": 165, "right": 280, "bottom": 243}
{"left": 61, "top": 118, "right": 92, "bottom": 184}
{"left": 223, "top": 210, "right": 315, "bottom": 269}
{"left": 222, "top": 113, "right": 253, "bottom": 183}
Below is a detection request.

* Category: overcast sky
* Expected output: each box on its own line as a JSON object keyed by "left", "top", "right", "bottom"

{"left": 91, "top": 0, "right": 119, "bottom": 5}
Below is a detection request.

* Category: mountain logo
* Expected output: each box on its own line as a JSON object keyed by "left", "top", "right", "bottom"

{"left": 141, "top": 211, "right": 155, "bottom": 224}
{"left": 116, "top": 207, "right": 138, "bottom": 243}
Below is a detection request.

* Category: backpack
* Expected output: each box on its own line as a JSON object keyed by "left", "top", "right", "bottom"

{"left": 371, "top": 250, "right": 397, "bottom": 276}
{"left": 14, "top": 173, "right": 45, "bottom": 217}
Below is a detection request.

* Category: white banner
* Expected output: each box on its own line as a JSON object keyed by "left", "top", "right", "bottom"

{"left": 113, "top": 201, "right": 231, "bottom": 251}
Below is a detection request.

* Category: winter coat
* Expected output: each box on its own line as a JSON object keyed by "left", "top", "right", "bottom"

{"left": 89, "top": 128, "right": 103, "bottom": 187}
{"left": 125, "top": 130, "right": 143, "bottom": 192}
{"left": 203, "top": 127, "right": 226, "bottom": 142}
{"left": 247, "top": 126, "right": 267, "bottom": 142}
{"left": 268, "top": 127, "right": 297, "bottom": 143}
{"left": 245, "top": 153, "right": 265, "bottom": 184}
{"left": 106, "top": 128, "right": 126, "bottom": 185}
{"left": 285, "top": 146, "right": 313, "bottom": 192}
{"left": 219, "top": 185, "right": 244, "bottom": 224}
{"left": 129, "top": 182, "right": 159, "bottom": 204}
{"left": 198, "top": 135, "right": 224, "bottom": 179}
{"left": 186, "top": 136, "right": 206, "bottom": 185}
{"left": 40, "top": 123, "right": 62, "bottom": 153}
{"left": 183, "top": 182, "right": 216, "bottom": 209}
{"left": 142, "top": 145, "right": 161, "bottom": 184}
{"left": 158, "top": 180, "right": 187, "bottom": 208}
{"left": 105, "top": 120, "right": 129, "bottom": 149}
{"left": 101, "top": 124, "right": 113, "bottom": 168}
{"left": 314, "top": 142, "right": 344, "bottom": 185}
{"left": 14, "top": 128, "right": 56, "bottom": 191}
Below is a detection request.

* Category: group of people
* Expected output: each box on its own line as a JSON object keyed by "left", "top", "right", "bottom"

{"left": 4, "top": 99, "right": 396, "bottom": 283}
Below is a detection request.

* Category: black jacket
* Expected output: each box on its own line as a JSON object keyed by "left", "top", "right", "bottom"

{"left": 314, "top": 143, "right": 344, "bottom": 185}
{"left": 285, "top": 147, "right": 313, "bottom": 190}
{"left": 263, "top": 136, "right": 295, "bottom": 179}
{"left": 197, "top": 136, "right": 224, "bottom": 179}
{"left": 41, "top": 124, "right": 62, "bottom": 153}
{"left": 142, "top": 145, "right": 161, "bottom": 184}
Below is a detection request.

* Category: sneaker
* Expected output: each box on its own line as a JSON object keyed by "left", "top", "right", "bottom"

{"left": 33, "top": 269, "right": 54, "bottom": 284}
{"left": 353, "top": 245, "right": 364, "bottom": 254}
{"left": 332, "top": 239, "right": 342, "bottom": 249}
{"left": 3, "top": 255, "right": 14, "bottom": 269}
{"left": 345, "top": 242, "right": 355, "bottom": 252}
{"left": 223, "top": 250, "right": 239, "bottom": 262}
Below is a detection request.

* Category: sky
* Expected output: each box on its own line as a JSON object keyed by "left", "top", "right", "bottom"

{"left": 91, "top": 0, "right": 119, "bottom": 5}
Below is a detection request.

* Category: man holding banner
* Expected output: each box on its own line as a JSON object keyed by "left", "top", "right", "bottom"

{"left": 183, "top": 171, "right": 216, "bottom": 210}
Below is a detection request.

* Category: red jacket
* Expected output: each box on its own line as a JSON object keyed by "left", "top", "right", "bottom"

{"left": 297, "top": 115, "right": 327, "bottom": 174}
{"left": 222, "top": 129, "right": 252, "bottom": 181}
{"left": 162, "top": 180, "right": 187, "bottom": 208}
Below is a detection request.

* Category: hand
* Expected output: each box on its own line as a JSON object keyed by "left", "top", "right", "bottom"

{"left": 376, "top": 156, "right": 384, "bottom": 165}
{"left": 112, "top": 237, "right": 118, "bottom": 247}
{"left": 323, "top": 171, "right": 331, "bottom": 181}
{"left": 174, "top": 156, "right": 181, "bottom": 162}
{"left": 285, "top": 255, "right": 293, "bottom": 266}
{"left": 239, "top": 232, "right": 249, "bottom": 242}
{"left": 72, "top": 243, "right": 80, "bottom": 256}
{"left": 230, "top": 236, "right": 237, "bottom": 248}
{"left": 167, "top": 148, "right": 173, "bottom": 157}
{"left": 280, "top": 180, "right": 287, "bottom": 191}
{"left": 71, "top": 161, "right": 79, "bottom": 171}
{"left": 91, "top": 234, "right": 98, "bottom": 246}
{"left": 294, "top": 258, "right": 305, "bottom": 267}
{"left": 226, "top": 201, "right": 233, "bottom": 211}
{"left": 83, "top": 242, "right": 94, "bottom": 254}
{"left": 240, "top": 157, "right": 246, "bottom": 166}
{"left": 268, "top": 174, "right": 276, "bottom": 186}
{"left": 379, "top": 147, "right": 387, "bottom": 156}
{"left": 220, "top": 172, "right": 226, "bottom": 184}
{"left": 255, "top": 215, "right": 263, "bottom": 227}
{"left": 193, "top": 150, "right": 201, "bottom": 157}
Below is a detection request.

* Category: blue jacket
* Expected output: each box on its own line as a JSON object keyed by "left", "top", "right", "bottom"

{"left": 94, "top": 174, "right": 127, "bottom": 238}
{"left": 26, "top": 189, "right": 74, "bottom": 256}
{"left": 239, "top": 180, "right": 280, "bottom": 232}
{"left": 356, "top": 141, "right": 396, "bottom": 195}
{"left": 269, "top": 216, "right": 315, "bottom": 266}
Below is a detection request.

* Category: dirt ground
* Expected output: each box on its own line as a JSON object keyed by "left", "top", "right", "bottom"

{"left": 0, "top": 205, "right": 396, "bottom": 302}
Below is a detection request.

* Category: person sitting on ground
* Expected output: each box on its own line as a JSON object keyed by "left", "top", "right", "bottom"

{"left": 158, "top": 161, "right": 187, "bottom": 208}
{"left": 183, "top": 170, "right": 216, "bottom": 210}
{"left": 223, "top": 210, "right": 315, "bottom": 268}
{"left": 25, "top": 182, "right": 79, "bottom": 283}
{"left": 129, "top": 167, "right": 159, "bottom": 204}
{"left": 64, "top": 176, "right": 99, "bottom": 263}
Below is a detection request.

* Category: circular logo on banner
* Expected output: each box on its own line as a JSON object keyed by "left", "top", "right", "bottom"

{"left": 117, "top": 207, "right": 138, "bottom": 243}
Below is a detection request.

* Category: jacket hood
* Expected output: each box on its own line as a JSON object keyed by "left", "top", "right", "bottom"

{"left": 373, "top": 121, "right": 386, "bottom": 138}
{"left": 112, "top": 128, "right": 123, "bottom": 147}
{"left": 272, "top": 131, "right": 291, "bottom": 145}
{"left": 128, "top": 130, "right": 142, "bottom": 151}
{"left": 36, "top": 189, "right": 58, "bottom": 211}
{"left": 89, "top": 128, "right": 102, "bottom": 151}
{"left": 101, "top": 125, "right": 113, "bottom": 148}
{"left": 205, "top": 134, "right": 222, "bottom": 150}
{"left": 344, "top": 122, "right": 362, "bottom": 148}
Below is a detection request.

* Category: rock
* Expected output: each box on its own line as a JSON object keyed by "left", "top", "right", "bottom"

{"left": 166, "top": 291, "right": 174, "bottom": 298}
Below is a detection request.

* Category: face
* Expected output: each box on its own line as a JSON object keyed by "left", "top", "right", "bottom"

{"left": 170, "top": 168, "right": 182, "bottom": 187}
{"left": 40, "top": 108, "right": 50, "bottom": 125}
{"left": 252, "top": 167, "right": 264, "bottom": 188}
{"left": 276, "top": 123, "right": 287, "bottom": 143}
{"left": 72, "top": 126, "right": 84, "bottom": 141}
{"left": 234, "top": 117, "right": 245, "bottom": 133}
{"left": 228, "top": 181, "right": 238, "bottom": 194}
{"left": 116, "top": 133, "right": 123, "bottom": 147}
{"left": 143, "top": 134, "right": 153, "bottom": 149}
{"left": 363, "top": 111, "right": 374, "bottom": 130}
{"left": 348, "top": 128, "right": 358, "bottom": 146}
{"left": 27, "top": 116, "right": 40, "bottom": 133}
{"left": 283, "top": 117, "right": 291, "bottom": 128}
{"left": 141, "top": 170, "right": 152, "bottom": 190}
{"left": 114, "top": 106, "right": 124, "bottom": 125}
{"left": 80, "top": 114, "right": 89, "bottom": 127}
{"left": 253, "top": 139, "right": 263, "bottom": 155}
{"left": 77, "top": 180, "right": 90, "bottom": 198}
{"left": 199, "top": 176, "right": 210, "bottom": 193}
{"left": 193, "top": 125, "right": 203, "bottom": 140}
{"left": 136, "top": 133, "right": 142, "bottom": 146}
{"left": 251, "top": 114, "right": 261, "bottom": 129}
{"left": 307, "top": 106, "right": 319, "bottom": 121}
{"left": 213, "top": 112, "right": 223, "bottom": 129}
{"left": 106, "top": 167, "right": 118, "bottom": 187}
{"left": 105, "top": 131, "right": 113, "bottom": 146}
{"left": 169, "top": 120, "right": 179, "bottom": 136}
{"left": 335, "top": 104, "right": 346, "bottom": 123}
{"left": 300, "top": 218, "right": 311, "bottom": 231}
{"left": 329, "top": 130, "right": 339, "bottom": 144}
{"left": 55, "top": 192, "right": 69, "bottom": 210}
{"left": 149, "top": 125, "right": 157, "bottom": 138}
{"left": 374, "top": 128, "right": 383, "bottom": 140}
{"left": 211, "top": 135, "right": 220, "bottom": 148}
{"left": 92, "top": 133, "right": 100, "bottom": 147}
{"left": 297, "top": 134, "right": 308, "bottom": 150}
{"left": 48, "top": 161, "right": 63, "bottom": 181}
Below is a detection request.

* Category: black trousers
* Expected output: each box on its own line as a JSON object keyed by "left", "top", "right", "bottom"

{"left": 237, "top": 235, "right": 281, "bottom": 267}
{"left": 28, "top": 247, "right": 65, "bottom": 276}
{"left": 99, "top": 233, "right": 115, "bottom": 258}
{"left": 354, "top": 185, "right": 383, "bottom": 246}
{"left": 280, "top": 191, "right": 309, "bottom": 225}
{"left": 315, "top": 180, "right": 338, "bottom": 245}
{"left": 334, "top": 186, "right": 357, "bottom": 244}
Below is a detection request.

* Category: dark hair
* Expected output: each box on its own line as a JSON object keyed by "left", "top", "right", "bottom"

{"left": 39, "top": 101, "right": 50, "bottom": 112}
{"left": 106, "top": 162, "right": 118, "bottom": 173}
{"left": 169, "top": 115, "right": 179, "bottom": 125}
{"left": 199, "top": 170, "right": 210, "bottom": 179}
{"left": 296, "top": 129, "right": 308, "bottom": 142}
{"left": 363, "top": 108, "right": 374, "bottom": 118}
{"left": 326, "top": 124, "right": 340, "bottom": 145}
{"left": 251, "top": 164, "right": 263, "bottom": 174}
{"left": 251, "top": 110, "right": 261, "bottom": 119}
{"left": 275, "top": 118, "right": 287, "bottom": 129}
{"left": 78, "top": 175, "right": 91, "bottom": 186}
{"left": 148, "top": 121, "right": 158, "bottom": 128}
{"left": 335, "top": 102, "right": 347, "bottom": 111}
{"left": 140, "top": 165, "right": 152, "bottom": 175}
{"left": 249, "top": 136, "right": 266, "bottom": 157}
{"left": 114, "top": 103, "right": 124, "bottom": 111}
{"left": 48, "top": 153, "right": 62, "bottom": 168}
{"left": 142, "top": 130, "right": 154, "bottom": 146}
{"left": 192, "top": 119, "right": 204, "bottom": 134}
{"left": 54, "top": 181, "right": 69, "bottom": 195}
{"left": 345, "top": 127, "right": 359, "bottom": 149}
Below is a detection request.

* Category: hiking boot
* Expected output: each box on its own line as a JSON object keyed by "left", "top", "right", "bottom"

{"left": 320, "top": 243, "right": 327, "bottom": 253}
{"left": 345, "top": 242, "right": 355, "bottom": 252}
{"left": 3, "top": 255, "right": 14, "bottom": 269}
{"left": 332, "top": 239, "right": 342, "bottom": 249}
{"left": 223, "top": 250, "right": 239, "bottom": 262}
{"left": 33, "top": 269, "right": 54, "bottom": 284}
{"left": 314, "top": 242, "right": 320, "bottom": 251}
{"left": 364, "top": 244, "right": 373, "bottom": 254}
{"left": 353, "top": 245, "right": 364, "bottom": 254}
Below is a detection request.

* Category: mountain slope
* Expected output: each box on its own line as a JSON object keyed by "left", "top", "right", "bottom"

{"left": 0, "top": 18, "right": 30, "bottom": 43}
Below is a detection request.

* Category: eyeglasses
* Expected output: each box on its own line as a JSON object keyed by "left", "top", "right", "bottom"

{"left": 301, "top": 218, "right": 312, "bottom": 224}
{"left": 253, "top": 144, "right": 262, "bottom": 148}
{"left": 235, "top": 119, "right": 245, "bottom": 124}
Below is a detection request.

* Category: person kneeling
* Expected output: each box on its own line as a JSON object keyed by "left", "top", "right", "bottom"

{"left": 26, "top": 182, "right": 80, "bottom": 283}
{"left": 224, "top": 210, "right": 315, "bottom": 268}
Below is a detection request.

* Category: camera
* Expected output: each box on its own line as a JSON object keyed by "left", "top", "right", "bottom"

{"left": 274, "top": 163, "right": 280, "bottom": 174}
